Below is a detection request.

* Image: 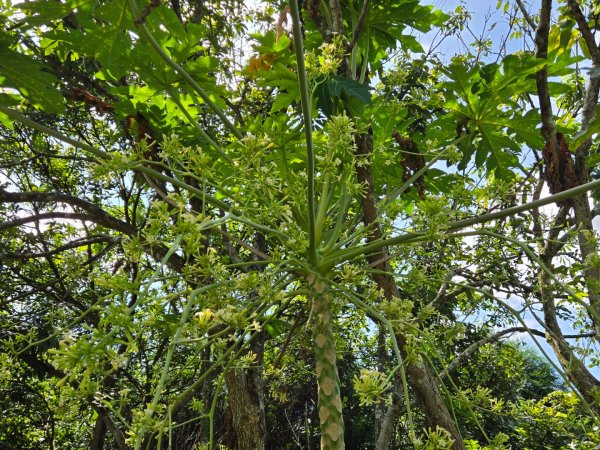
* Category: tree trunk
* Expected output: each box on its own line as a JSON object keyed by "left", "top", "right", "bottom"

{"left": 568, "top": 2, "right": 600, "bottom": 336}
{"left": 90, "top": 415, "right": 107, "bottom": 450}
{"left": 309, "top": 274, "right": 345, "bottom": 450}
{"left": 224, "top": 335, "right": 266, "bottom": 450}
{"left": 375, "top": 398, "right": 402, "bottom": 450}
{"left": 539, "top": 258, "right": 600, "bottom": 416}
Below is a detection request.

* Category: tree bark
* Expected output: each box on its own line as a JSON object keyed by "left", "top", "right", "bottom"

{"left": 535, "top": 0, "right": 600, "bottom": 336}
{"left": 225, "top": 335, "right": 266, "bottom": 450}
{"left": 375, "top": 398, "right": 402, "bottom": 450}
{"left": 532, "top": 199, "right": 600, "bottom": 416}
{"left": 567, "top": 0, "right": 600, "bottom": 336}
{"left": 90, "top": 415, "right": 107, "bottom": 450}
{"left": 540, "top": 260, "right": 600, "bottom": 415}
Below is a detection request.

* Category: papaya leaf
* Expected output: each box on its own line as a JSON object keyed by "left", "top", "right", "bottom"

{"left": 18, "top": 0, "right": 95, "bottom": 26}
{"left": 263, "top": 318, "right": 290, "bottom": 338}
{"left": 572, "top": 105, "right": 600, "bottom": 150}
{"left": 0, "top": 42, "right": 65, "bottom": 113}
{"left": 478, "top": 124, "right": 519, "bottom": 176}
{"left": 329, "top": 76, "right": 372, "bottom": 104}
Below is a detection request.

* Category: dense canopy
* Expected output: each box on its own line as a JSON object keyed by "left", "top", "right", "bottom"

{"left": 2, "top": 0, "right": 600, "bottom": 449}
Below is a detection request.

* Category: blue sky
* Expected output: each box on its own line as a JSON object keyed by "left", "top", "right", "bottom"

{"left": 422, "top": 0, "right": 538, "bottom": 60}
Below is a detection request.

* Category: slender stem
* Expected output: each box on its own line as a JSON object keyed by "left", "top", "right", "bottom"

{"left": 315, "top": 172, "right": 331, "bottom": 244}
{"left": 208, "top": 375, "right": 224, "bottom": 450}
{"left": 444, "top": 279, "right": 592, "bottom": 413}
{"left": 480, "top": 230, "right": 600, "bottom": 325}
{"left": 347, "top": 0, "right": 369, "bottom": 52}
{"left": 323, "top": 184, "right": 350, "bottom": 253}
{"left": 334, "top": 285, "right": 416, "bottom": 442}
{"left": 168, "top": 296, "right": 292, "bottom": 417}
{"left": 358, "top": 25, "right": 369, "bottom": 85}
{"left": 135, "top": 279, "right": 226, "bottom": 450}
{"left": 290, "top": 0, "right": 318, "bottom": 264}
{"left": 0, "top": 105, "right": 105, "bottom": 159}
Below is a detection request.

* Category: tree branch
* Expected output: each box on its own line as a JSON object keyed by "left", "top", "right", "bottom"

{"left": 534, "top": 0, "right": 557, "bottom": 145}
{"left": 567, "top": 0, "right": 600, "bottom": 64}
{"left": 0, "top": 211, "right": 123, "bottom": 232}
{"left": 347, "top": 0, "right": 369, "bottom": 51}
{"left": 0, "top": 189, "right": 135, "bottom": 234}
{"left": 1, "top": 235, "right": 118, "bottom": 260}
{"left": 323, "top": 176, "right": 600, "bottom": 270}
{"left": 515, "top": 0, "right": 537, "bottom": 31}
{"left": 0, "top": 188, "right": 188, "bottom": 272}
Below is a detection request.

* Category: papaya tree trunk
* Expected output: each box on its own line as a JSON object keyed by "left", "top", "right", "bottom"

{"left": 308, "top": 274, "right": 345, "bottom": 450}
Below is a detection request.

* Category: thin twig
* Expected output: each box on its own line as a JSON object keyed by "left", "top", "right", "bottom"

{"left": 515, "top": 0, "right": 537, "bottom": 31}
{"left": 441, "top": 326, "right": 598, "bottom": 379}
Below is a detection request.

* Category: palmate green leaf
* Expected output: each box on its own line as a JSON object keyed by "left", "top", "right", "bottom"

{"left": 489, "top": 54, "right": 543, "bottom": 95}
{"left": 481, "top": 109, "right": 543, "bottom": 149}
{"left": 0, "top": 41, "right": 65, "bottom": 114}
{"left": 0, "top": 93, "right": 18, "bottom": 128}
{"left": 41, "top": 25, "right": 135, "bottom": 82}
{"left": 398, "top": 35, "right": 424, "bottom": 53}
{"left": 573, "top": 105, "right": 600, "bottom": 150}
{"left": 143, "top": 5, "right": 202, "bottom": 63}
{"left": 440, "top": 63, "right": 480, "bottom": 114}
{"left": 367, "top": 0, "right": 448, "bottom": 68}
{"left": 92, "top": 0, "right": 134, "bottom": 80}
{"left": 256, "top": 63, "right": 300, "bottom": 112}
{"left": 477, "top": 124, "right": 519, "bottom": 177}
{"left": 17, "top": 0, "right": 95, "bottom": 26}
{"left": 369, "top": 0, "right": 447, "bottom": 36}
{"left": 329, "top": 76, "right": 372, "bottom": 104}
{"left": 251, "top": 31, "right": 293, "bottom": 56}
{"left": 441, "top": 54, "right": 546, "bottom": 175}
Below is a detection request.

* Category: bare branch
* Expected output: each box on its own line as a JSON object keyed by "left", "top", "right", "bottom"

{"left": 0, "top": 212, "right": 121, "bottom": 232}
{"left": 515, "top": 0, "right": 537, "bottom": 31}
{"left": 0, "top": 188, "right": 187, "bottom": 272}
{"left": 1, "top": 235, "right": 119, "bottom": 260}
{"left": 0, "top": 189, "right": 135, "bottom": 234}
{"left": 214, "top": 227, "right": 270, "bottom": 261}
